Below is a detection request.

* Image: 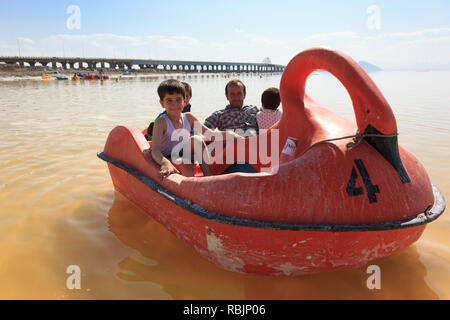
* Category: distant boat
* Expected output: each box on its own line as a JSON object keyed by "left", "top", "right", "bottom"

{"left": 44, "top": 71, "right": 68, "bottom": 80}
{"left": 55, "top": 75, "right": 69, "bottom": 80}
{"left": 84, "top": 74, "right": 109, "bottom": 80}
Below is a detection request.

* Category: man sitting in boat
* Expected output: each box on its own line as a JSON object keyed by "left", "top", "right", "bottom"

{"left": 151, "top": 79, "right": 241, "bottom": 179}
{"left": 256, "top": 87, "right": 282, "bottom": 129}
{"left": 204, "top": 79, "right": 258, "bottom": 134}
{"left": 145, "top": 82, "right": 192, "bottom": 141}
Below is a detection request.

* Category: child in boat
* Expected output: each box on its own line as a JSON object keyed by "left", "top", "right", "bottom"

{"left": 151, "top": 79, "right": 240, "bottom": 180}
{"left": 256, "top": 87, "right": 282, "bottom": 129}
{"left": 146, "top": 81, "right": 192, "bottom": 140}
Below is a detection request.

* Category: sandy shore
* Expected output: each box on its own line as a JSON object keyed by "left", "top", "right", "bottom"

{"left": 0, "top": 64, "right": 279, "bottom": 81}
{"left": 0, "top": 64, "right": 172, "bottom": 80}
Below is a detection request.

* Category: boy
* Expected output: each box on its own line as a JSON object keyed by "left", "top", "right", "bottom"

{"left": 204, "top": 79, "right": 258, "bottom": 132}
{"left": 256, "top": 87, "right": 282, "bottom": 130}
{"left": 146, "top": 81, "right": 192, "bottom": 140}
{"left": 151, "top": 79, "right": 240, "bottom": 180}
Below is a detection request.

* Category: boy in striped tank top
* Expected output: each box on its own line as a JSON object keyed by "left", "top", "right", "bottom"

{"left": 151, "top": 79, "right": 241, "bottom": 180}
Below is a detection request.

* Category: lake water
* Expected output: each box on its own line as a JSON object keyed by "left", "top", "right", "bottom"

{"left": 0, "top": 71, "right": 449, "bottom": 299}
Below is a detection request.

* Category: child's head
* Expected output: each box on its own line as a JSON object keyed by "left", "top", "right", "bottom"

{"left": 158, "top": 79, "right": 186, "bottom": 112}
{"left": 181, "top": 82, "right": 192, "bottom": 105}
{"left": 261, "top": 87, "right": 280, "bottom": 110}
{"left": 157, "top": 79, "right": 186, "bottom": 101}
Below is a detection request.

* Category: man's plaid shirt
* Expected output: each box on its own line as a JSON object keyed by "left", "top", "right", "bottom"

{"left": 204, "top": 105, "right": 259, "bottom": 131}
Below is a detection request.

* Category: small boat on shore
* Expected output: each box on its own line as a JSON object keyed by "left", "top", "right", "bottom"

{"left": 98, "top": 48, "right": 445, "bottom": 276}
{"left": 43, "top": 71, "right": 68, "bottom": 80}
{"left": 84, "top": 74, "right": 109, "bottom": 80}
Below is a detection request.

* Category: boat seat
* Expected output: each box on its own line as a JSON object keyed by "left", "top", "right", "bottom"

{"left": 223, "top": 163, "right": 258, "bottom": 174}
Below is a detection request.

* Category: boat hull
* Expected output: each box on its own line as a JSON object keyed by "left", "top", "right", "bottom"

{"left": 99, "top": 47, "right": 446, "bottom": 276}
{"left": 102, "top": 155, "right": 442, "bottom": 276}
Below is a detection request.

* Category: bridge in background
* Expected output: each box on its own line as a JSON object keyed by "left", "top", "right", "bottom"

{"left": 0, "top": 56, "right": 285, "bottom": 73}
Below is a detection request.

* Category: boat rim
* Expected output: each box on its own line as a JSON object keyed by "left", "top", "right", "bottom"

{"left": 98, "top": 151, "right": 445, "bottom": 232}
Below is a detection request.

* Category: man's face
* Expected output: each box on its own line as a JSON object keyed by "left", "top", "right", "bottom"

{"left": 226, "top": 84, "right": 246, "bottom": 108}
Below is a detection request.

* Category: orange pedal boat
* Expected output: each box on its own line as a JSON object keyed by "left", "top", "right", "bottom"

{"left": 98, "top": 48, "right": 445, "bottom": 276}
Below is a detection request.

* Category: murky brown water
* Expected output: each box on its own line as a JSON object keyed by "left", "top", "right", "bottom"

{"left": 0, "top": 71, "right": 449, "bottom": 299}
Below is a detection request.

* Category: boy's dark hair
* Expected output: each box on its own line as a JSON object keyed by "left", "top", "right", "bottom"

{"left": 225, "top": 79, "right": 246, "bottom": 95}
{"left": 181, "top": 82, "right": 192, "bottom": 98}
{"left": 261, "top": 87, "right": 280, "bottom": 110}
{"left": 157, "top": 79, "right": 186, "bottom": 100}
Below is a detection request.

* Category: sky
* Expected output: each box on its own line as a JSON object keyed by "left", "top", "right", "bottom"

{"left": 1, "top": 0, "right": 450, "bottom": 70}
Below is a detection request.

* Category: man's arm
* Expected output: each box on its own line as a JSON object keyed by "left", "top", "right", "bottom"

{"left": 186, "top": 113, "right": 242, "bottom": 141}
{"left": 204, "top": 111, "right": 220, "bottom": 129}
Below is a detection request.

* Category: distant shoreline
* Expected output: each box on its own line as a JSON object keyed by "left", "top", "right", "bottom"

{"left": 0, "top": 64, "right": 282, "bottom": 81}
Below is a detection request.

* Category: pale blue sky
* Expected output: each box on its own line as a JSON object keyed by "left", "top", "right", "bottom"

{"left": 1, "top": 0, "right": 450, "bottom": 69}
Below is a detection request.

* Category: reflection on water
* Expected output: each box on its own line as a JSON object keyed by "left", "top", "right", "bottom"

{"left": 109, "top": 192, "right": 439, "bottom": 300}
{"left": 0, "top": 72, "right": 449, "bottom": 299}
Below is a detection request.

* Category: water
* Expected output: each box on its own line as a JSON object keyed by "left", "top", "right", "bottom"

{"left": 0, "top": 71, "right": 449, "bottom": 299}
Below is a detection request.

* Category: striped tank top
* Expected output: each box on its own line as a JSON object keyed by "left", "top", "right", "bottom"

{"left": 160, "top": 113, "right": 191, "bottom": 157}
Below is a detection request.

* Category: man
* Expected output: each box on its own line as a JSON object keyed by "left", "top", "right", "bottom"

{"left": 204, "top": 79, "right": 258, "bottom": 133}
